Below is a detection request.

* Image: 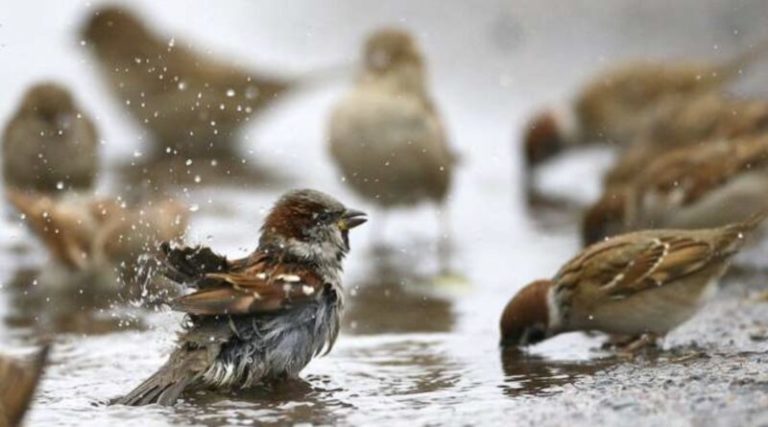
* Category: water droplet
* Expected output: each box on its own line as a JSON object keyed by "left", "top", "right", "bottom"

{"left": 189, "top": 204, "right": 200, "bottom": 212}
{"left": 226, "top": 89, "right": 235, "bottom": 97}
{"left": 56, "top": 181, "right": 64, "bottom": 190}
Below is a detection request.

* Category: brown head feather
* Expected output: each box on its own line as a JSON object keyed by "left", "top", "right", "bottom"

{"left": 500, "top": 279, "right": 552, "bottom": 347}
{"left": 363, "top": 28, "right": 423, "bottom": 73}
{"left": 523, "top": 110, "right": 567, "bottom": 169}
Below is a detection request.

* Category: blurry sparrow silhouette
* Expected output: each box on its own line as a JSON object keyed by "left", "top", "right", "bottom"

{"left": 81, "top": 6, "right": 291, "bottom": 159}
{"left": 3, "top": 83, "right": 98, "bottom": 194}
{"left": 328, "top": 28, "right": 456, "bottom": 266}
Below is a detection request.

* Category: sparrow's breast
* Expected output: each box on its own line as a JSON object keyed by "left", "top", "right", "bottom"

{"left": 202, "top": 293, "right": 342, "bottom": 389}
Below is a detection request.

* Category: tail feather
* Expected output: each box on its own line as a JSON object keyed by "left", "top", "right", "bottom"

{"left": 715, "top": 209, "right": 768, "bottom": 255}
{"left": 112, "top": 365, "right": 193, "bottom": 406}
{"left": 158, "top": 242, "right": 229, "bottom": 286}
{"left": 727, "top": 209, "right": 768, "bottom": 235}
{"left": 718, "top": 38, "right": 768, "bottom": 79}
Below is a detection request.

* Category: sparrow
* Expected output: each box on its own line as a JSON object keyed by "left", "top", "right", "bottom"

{"left": 328, "top": 29, "right": 455, "bottom": 208}
{"left": 3, "top": 83, "right": 99, "bottom": 194}
{"left": 603, "top": 93, "right": 768, "bottom": 187}
{"left": 583, "top": 134, "right": 768, "bottom": 245}
{"left": 80, "top": 6, "right": 291, "bottom": 158}
{"left": 522, "top": 40, "right": 768, "bottom": 178}
{"left": 0, "top": 345, "right": 49, "bottom": 427}
{"left": 113, "top": 189, "right": 366, "bottom": 406}
{"left": 6, "top": 189, "right": 188, "bottom": 286}
{"left": 501, "top": 212, "right": 767, "bottom": 349}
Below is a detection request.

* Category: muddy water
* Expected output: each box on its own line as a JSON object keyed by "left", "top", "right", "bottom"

{"left": 3, "top": 0, "right": 768, "bottom": 426}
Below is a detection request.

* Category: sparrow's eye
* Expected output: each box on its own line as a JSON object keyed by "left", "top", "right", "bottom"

{"left": 315, "top": 211, "right": 333, "bottom": 223}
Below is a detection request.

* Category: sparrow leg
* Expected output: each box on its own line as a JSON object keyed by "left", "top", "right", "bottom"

{"left": 436, "top": 205, "right": 453, "bottom": 274}
{"left": 613, "top": 333, "right": 659, "bottom": 358}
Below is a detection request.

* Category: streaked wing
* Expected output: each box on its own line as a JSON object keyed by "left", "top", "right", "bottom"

{"left": 171, "top": 259, "right": 326, "bottom": 316}
{"left": 556, "top": 232, "right": 717, "bottom": 300}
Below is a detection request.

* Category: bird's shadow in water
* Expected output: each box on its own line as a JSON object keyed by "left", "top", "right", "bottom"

{"left": 344, "top": 243, "right": 456, "bottom": 335}
{"left": 2, "top": 267, "right": 147, "bottom": 336}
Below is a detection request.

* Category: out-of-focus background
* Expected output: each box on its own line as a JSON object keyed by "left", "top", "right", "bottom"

{"left": 2, "top": 1, "right": 768, "bottom": 425}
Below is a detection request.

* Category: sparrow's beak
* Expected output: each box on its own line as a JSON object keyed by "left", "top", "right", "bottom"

{"left": 338, "top": 209, "right": 367, "bottom": 231}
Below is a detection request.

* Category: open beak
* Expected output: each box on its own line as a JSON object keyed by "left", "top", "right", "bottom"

{"left": 338, "top": 209, "right": 367, "bottom": 231}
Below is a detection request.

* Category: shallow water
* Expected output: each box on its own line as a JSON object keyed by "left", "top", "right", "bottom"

{"left": 3, "top": 0, "right": 768, "bottom": 426}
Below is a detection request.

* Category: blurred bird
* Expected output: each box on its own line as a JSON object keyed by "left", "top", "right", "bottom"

{"left": 501, "top": 213, "right": 767, "bottom": 350}
{"left": 583, "top": 135, "right": 768, "bottom": 245}
{"left": 7, "top": 189, "right": 188, "bottom": 287}
{"left": 328, "top": 28, "right": 456, "bottom": 258}
{"left": 80, "top": 6, "right": 291, "bottom": 158}
{"left": 522, "top": 41, "right": 768, "bottom": 188}
{"left": 603, "top": 93, "right": 768, "bottom": 187}
{"left": 0, "top": 345, "right": 49, "bottom": 427}
{"left": 3, "top": 83, "right": 98, "bottom": 194}
{"left": 113, "top": 189, "right": 366, "bottom": 406}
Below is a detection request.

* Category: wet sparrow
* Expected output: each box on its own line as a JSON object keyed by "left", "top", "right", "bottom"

{"left": 0, "top": 345, "right": 49, "bottom": 427}
{"left": 502, "top": 213, "right": 767, "bottom": 349}
{"left": 3, "top": 83, "right": 98, "bottom": 194}
{"left": 114, "top": 189, "right": 366, "bottom": 406}
{"left": 80, "top": 6, "right": 291, "bottom": 158}
{"left": 583, "top": 135, "right": 768, "bottom": 245}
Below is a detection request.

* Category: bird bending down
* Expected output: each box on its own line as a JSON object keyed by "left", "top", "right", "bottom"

{"left": 501, "top": 212, "right": 768, "bottom": 350}
{"left": 113, "top": 189, "right": 366, "bottom": 406}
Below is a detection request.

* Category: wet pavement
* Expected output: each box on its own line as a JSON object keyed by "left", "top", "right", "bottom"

{"left": 3, "top": 0, "right": 768, "bottom": 426}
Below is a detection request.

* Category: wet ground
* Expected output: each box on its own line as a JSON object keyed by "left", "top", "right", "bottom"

{"left": 3, "top": 0, "right": 768, "bottom": 426}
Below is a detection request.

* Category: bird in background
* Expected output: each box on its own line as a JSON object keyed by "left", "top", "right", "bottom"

{"left": 501, "top": 211, "right": 768, "bottom": 352}
{"left": 522, "top": 40, "right": 768, "bottom": 198}
{"left": 602, "top": 92, "right": 768, "bottom": 188}
{"left": 6, "top": 189, "right": 188, "bottom": 289}
{"left": 0, "top": 345, "right": 49, "bottom": 427}
{"left": 583, "top": 134, "right": 768, "bottom": 245}
{"left": 3, "top": 83, "right": 99, "bottom": 194}
{"left": 80, "top": 6, "right": 293, "bottom": 160}
{"left": 113, "top": 189, "right": 366, "bottom": 406}
{"left": 328, "top": 28, "right": 456, "bottom": 267}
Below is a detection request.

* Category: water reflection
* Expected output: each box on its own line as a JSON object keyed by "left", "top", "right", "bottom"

{"left": 499, "top": 347, "right": 619, "bottom": 397}
{"left": 344, "top": 245, "right": 455, "bottom": 334}
{"left": 175, "top": 376, "right": 350, "bottom": 426}
{"left": 3, "top": 268, "right": 146, "bottom": 336}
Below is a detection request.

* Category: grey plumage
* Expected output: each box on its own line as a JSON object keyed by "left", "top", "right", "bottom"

{"left": 113, "top": 189, "right": 364, "bottom": 406}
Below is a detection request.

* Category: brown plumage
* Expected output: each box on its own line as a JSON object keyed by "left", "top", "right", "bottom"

{"left": 113, "top": 189, "right": 365, "bottom": 406}
{"left": 583, "top": 135, "right": 768, "bottom": 245}
{"left": 502, "top": 213, "right": 767, "bottom": 348}
{"left": 604, "top": 93, "right": 768, "bottom": 187}
{"left": 0, "top": 345, "right": 49, "bottom": 427}
{"left": 80, "top": 6, "right": 291, "bottom": 157}
{"left": 3, "top": 83, "right": 98, "bottom": 194}
{"left": 522, "top": 40, "right": 768, "bottom": 173}
{"left": 6, "top": 189, "right": 187, "bottom": 282}
{"left": 328, "top": 28, "right": 455, "bottom": 208}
